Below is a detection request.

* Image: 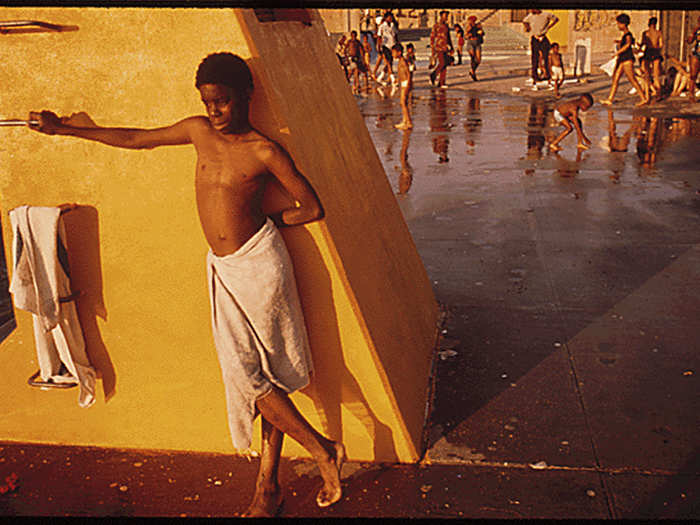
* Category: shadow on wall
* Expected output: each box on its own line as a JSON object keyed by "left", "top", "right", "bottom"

{"left": 62, "top": 205, "right": 116, "bottom": 402}
{"left": 248, "top": 55, "right": 398, "bottom": 461}
{"left": 285, "top": 224, "right": 399, "bottom": 463}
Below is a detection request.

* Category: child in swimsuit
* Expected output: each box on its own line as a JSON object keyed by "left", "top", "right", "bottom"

{"left": 392, "top": 43, "right": 413, "bottom": 130}
{"left": 549, "top": 93, "right": 594, "bottom": 152}
{"left": 549, "top": 42, "right": 565, "bottom": 98}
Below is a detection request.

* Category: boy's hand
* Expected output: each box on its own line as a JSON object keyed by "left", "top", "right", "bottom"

{"left": 29, "top": 110, "right": 63, "bottom": 135}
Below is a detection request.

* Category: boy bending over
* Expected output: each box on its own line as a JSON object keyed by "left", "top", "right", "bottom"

{"left": 549, "top": 93, "right": 594, "bottom": 151}
{"left": 29, "top": 52, "right": 345, "bottom": 517}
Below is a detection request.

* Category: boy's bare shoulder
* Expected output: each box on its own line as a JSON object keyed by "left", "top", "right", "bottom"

{"left": 180, "top": 115, "right": 212, "bottom": 134}
{"left": 556, "top": 99, "right": 577, "bottom": 113}
{"left": 185, "top": 115, "right": 211, "bottom": 127}
{"left": 247, "top": 131, "right": 289, "bottom": 163}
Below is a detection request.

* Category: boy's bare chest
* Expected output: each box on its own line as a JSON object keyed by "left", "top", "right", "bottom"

{"left": 194, "top": 141, "right": 266, "bottom": 189}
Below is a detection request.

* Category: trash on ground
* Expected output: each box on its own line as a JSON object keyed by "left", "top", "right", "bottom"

{"left": 420, "top": 484, "right": 432, "bottom": 493}
{"left": 586, "top": 489, "right": 596, "bottom": 497}
{"left": 439, "top": 349, "right": 458, "bottom": 360}
{"left": 683, "top": 370, "right": 693, "bottom": 376}
{"left": 529, "top": 461, "right": 548, "bottom": 470}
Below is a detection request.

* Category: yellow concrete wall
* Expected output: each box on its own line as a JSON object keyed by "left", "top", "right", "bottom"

{"left": 548, "top": 10, "right": 569, "bottom": 51}
{"left": 0, "top": 7, "right": 438, "bottom": 463}
{"left": 568, "top": 10, "right": 653, "bottom": 53}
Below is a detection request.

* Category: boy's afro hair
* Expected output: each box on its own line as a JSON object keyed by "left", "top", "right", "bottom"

{"left": 196, "top": 52, "right": 253, "bottom": 97}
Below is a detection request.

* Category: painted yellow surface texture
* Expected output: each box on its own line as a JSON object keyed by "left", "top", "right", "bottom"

{"left": 0, "top": 8, "right": 438, "bottom": 462}
{"left": 548, "top": 10, "right": 569, "bottom": 51}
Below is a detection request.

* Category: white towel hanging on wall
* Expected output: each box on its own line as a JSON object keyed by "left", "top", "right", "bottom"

{"left": 9, "top": 205, "right": 96, "bottom": 408}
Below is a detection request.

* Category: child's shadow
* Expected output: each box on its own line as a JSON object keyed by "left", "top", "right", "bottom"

{"left": 62, "top": 206, "right": 116, "bottom": 401}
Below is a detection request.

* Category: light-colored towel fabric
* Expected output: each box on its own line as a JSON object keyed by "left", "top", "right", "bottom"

{"left": 9, "top": 206, "right": 62, "bottom": 331}
{"left": 9, "top": 205, "right": 96, "bottom": 408}
{"left": 207, "top": 218, "right": 314, "bottom": 450}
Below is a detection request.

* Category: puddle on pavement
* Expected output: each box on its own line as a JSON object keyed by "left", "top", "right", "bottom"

{"left": 356, "top": 90, "right": 700, "bottom": 222}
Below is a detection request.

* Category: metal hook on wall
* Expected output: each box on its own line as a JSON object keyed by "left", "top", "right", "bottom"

{"left": 0, "top": 20, "right": 78, "bottom": 34}
{"left": 0, "top": 120, "right": 38, "bottom": 127}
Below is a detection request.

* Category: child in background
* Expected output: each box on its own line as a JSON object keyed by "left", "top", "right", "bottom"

{"left": 454, "top": 24, "right": 465, "bottom": 65}
{"left": 406, "top": 43, "right": 417, "bottom": 73}
{"left": 600, "top": 13, "right": 649, "bottom": 107}
{"left": 549, "top": 42, "right": 565, "bottom": 98}
{"left": 548, "top": 93, "right": 594, "bottom": 151}
{"left": 361, "top": 33, "right": 373, "bottom": 91}
{"left": 392, "top": 43, "right": 413, "bottom": 130}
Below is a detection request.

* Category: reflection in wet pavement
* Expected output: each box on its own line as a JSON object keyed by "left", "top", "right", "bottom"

{"left": 356, "top": 88, "right": 700, "bottom": 447}
{"left": 356, "top": 90, "right": 700, "bottom": 223}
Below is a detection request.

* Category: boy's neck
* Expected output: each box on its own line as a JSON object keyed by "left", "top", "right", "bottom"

{"left": 221, "top": 121, "right": 252, "bottom": 135}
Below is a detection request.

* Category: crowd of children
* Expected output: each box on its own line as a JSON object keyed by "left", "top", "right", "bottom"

{"left": 334, "top": 11, "right": 700, "bottom": 150}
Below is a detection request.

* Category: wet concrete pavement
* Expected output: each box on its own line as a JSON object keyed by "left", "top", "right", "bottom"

{"left": 1, "top": 61, "right": 699, "bottom": 518}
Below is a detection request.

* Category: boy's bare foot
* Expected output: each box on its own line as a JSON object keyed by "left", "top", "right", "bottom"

{"left": 316, "top": 441, "right": 346, "bottom": 508}
{"left": 635, "top": 99, "right": 649, "bottom": 107}
{"left": 242, "top": 487, "right": 284, "bottom": 517}
{"left": 600, "top": 99, "right": 612, "bottom": 106}
{"left": 577, "top": 143, "right": 589, "bottom": 150}
{"left": 548, "top": 143, "right": 563, "bottom": 152}
{"left": 395, "top": 122, "right": 413, "bottom": 130}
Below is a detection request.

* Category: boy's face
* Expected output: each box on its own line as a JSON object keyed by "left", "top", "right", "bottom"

{"left": 199, "top": 83, "right": 246, "bottom": 133}
{"left": 580, "top": 98, "right": 592, "bottom": 111}
{"left": 552, "top": 45, "right": 559, "bottom": 53}
{"left": 392, "top": 48, "right": 401, "bottom": 59}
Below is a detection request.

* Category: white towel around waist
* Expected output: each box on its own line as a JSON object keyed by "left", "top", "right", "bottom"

{"left": 206, "top": 218, "right": 314, "bottom": 450}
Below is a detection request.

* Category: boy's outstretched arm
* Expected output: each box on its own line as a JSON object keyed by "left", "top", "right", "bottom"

{"left": 29, "top": 110, "right": 195, "bottom": 149}
{"left": 259, "top": 141, "right": 324, "bottom": 227}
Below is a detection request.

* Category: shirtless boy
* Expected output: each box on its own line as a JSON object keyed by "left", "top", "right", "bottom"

{"left": 28, "top": 52, "right": 345, "bottom": 518}
{"left": 548, "top": 93, "right": 594, "bottom": 151}
{"left": 641, "top": 17, "right": 664, "bottom": 100}
{"left": 345, "top": 30, "right": 368, "bottom": 94}
{"left": 392, "top": 43, "right": 413, "bottom": 130}
{"left": 549, "top": 42, "right": 565, "bottom": 98}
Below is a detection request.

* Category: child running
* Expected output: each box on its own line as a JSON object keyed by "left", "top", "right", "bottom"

{"left": 392, "top": 43, "right": 413, "bottom": 130}
{"left": 549, "top": 42, "right": 565, "bottom": 98}
{"left": 548, "top": 93, "right": 594, "bottom": 151}
{"left": 600, "top": 13, "right": 649, "bottom": 107}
